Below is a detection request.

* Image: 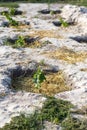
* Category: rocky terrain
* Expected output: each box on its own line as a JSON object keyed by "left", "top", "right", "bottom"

{"left": 0, "top": 3, "right": 87, "bottom": 129}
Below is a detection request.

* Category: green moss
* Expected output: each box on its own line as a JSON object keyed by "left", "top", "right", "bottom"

{"left": 41, "top": 97, "right": 72, "bottom": 124}
{"left": 1, "top": 97, "right": 86, "bottom": 130}
{"left": 62, "top": 116, "right": 87, "bottom": 130}
{"left": 0, "top": 97, "right": 72, "bottom": 130}
{"left": 0, "top": 113, "right": 44, "bottom": 130}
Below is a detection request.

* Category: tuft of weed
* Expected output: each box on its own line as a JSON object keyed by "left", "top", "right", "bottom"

{"left": 0, "top": 113, "right": 44, "bottom": 130}
{"left": 41, "top": 97, "right": 73, "bottom": 124}
{"left": 60, "top": 18, "right": 69, "bottom": 27}
{"left": 15, "top": 36, "right": 25, "bottom": 47}
{"left": 62, "top": 116, "right": 87, "bottom": 130}
{"left": 3, "top": 12, "right": 18, "bottom": 26}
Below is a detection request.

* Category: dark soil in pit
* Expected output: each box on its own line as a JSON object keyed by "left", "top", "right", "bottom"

{"left": 70, "top": 35, "right": 87, "bottom": 43}
{"left": 4, "top": 36, "right": 40, "bottom": 48}
{"left": 38, "top": 9, "right": 50, "bottom": 14}
{"left": 0, "top": 10, "right": 22, "bottom": 15}
{"left": 38, "top": 9, "right": 61, "bottom": 14}
{"left": 12, "top": 69, "right": 70, "bottom": 96}
{"left": 52, "top": 20, "right": 75, "bottom": 27}
{"left": 52, "top": 21, "right": 62, "bottom": 27}
{"left": 4, "top": 36, "right": 52, "bottom": 48}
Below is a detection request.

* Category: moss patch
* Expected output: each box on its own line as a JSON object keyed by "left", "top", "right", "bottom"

{"left": 0, "top": 97, "right": 86, "bottom": 130}
{"left": 0, "top": 97, "right": 72, "bottom": 130}
{"left": 62, "top": 116, "right": 87, "bottom": 130}
{"left": 0, "top": 113, "right": 44, "bottom": 130}
{"left": 12, "top": 70, "right": 70, "bottom": 96}
{"left": 41, "top": 97, "right": 72, "bottom": 123}
{"left": 44, "top": 47, "right": 87, "bottom": 64}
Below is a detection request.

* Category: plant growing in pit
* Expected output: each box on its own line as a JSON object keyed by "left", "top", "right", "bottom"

{"left": 33, "top": 67, "right": 46, "bottom": 88}
{"left": 2, "top": 12, "right": 18, "bottom": 26}
{"left": 9, "top": 8, "right": 16, "bottom": 16}
{"left": 50, "top": 10, "right": 54, "bottom": 15}
{"left": 15, "top": 36, "right": 25, "bottom": 47}
{"left": 4, "top": 36, "right": 25, "bottom": 48}
{"left": 60, "top": 18, "right": 69, "bottom": 27}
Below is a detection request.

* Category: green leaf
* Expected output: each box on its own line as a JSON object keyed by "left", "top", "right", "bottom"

{"left": 33, "top": 68, "right": 46, "bottom": 88}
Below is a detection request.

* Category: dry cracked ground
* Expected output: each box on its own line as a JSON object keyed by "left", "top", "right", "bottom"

{"left": 0, "top": 3, "right": 87, "bottom": 129}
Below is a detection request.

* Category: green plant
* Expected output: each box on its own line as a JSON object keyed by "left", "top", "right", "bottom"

{"left": 62, "top": 116, "right": 87, "bottom": 130}
{"left": 60, "top": 18, "right": 69, "bottom": 27}
{"left": 9, "top": 8, "right": 16, "bottom": 15}
{"left": 41, "top": 97, "right": 72, "bottom": 124}
{"left": 15, "top": 36, "right": 25, "bottom": 47}
{"left": 33, "top": 67, "right": 46, "bottom": 88}
{"left": 4, "top": 36, "right": 25, "bottom": 48}
{"left": 0, "top": 113, "right": 44, "bottom": 130}
{"left": 4, "top": 97, "right": 86, "bottom": 130}
{"left": 0, "top": 97, "right": 73, "bottom": 130}
{"left": 50, "top": 10, "right": 54, "bottom": 15}
{"left": 3, "top": 12, "right": 18, "bottom": 26}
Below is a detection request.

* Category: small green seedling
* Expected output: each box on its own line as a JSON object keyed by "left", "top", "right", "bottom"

{"left": 60, "top": 18, "right": 69, "bottom": 27}
{"left": 33, "top": 67, "right": 46, "bottom": 88}
{"left": 9, "top": 8, "right": 16, "bottom": 15}
{"left": 15, "top": 36, "right": 25, "bottom": 47}
{"left": 50, "top": 10, "right": 54, "bottom": 15}
{"left": 3, "top": 12, "right": 18, "bottom": 26}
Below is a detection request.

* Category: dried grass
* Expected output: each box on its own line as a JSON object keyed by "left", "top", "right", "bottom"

{"left": 27, "top": 40, "right": 42, "bottom": 48}
{"left": 12, "top": 70, "right": 70, "bottom": 96}
{"left": 12, "top": 24, "right": 31, "bottom": 30}
{"left": 44, "top": 47, "right": 87, "bottom": 64}
{"left": 29, "top": 30, "right": 63, "bottom": 39}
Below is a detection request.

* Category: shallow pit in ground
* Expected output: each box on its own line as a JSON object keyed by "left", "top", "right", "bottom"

{"left": 0, "top": 9, "right": 23, "bottom": 16}
{"left": 38, "top": 9, "right": 61, "bottom": 15}
{"left": 4, "top": 35, "right": 53, "bottom": 48}
{"left": 11, "top": 63, "right": 70, "bottom": 96}
{"left": 44, "top": 47, "right": 87, "bottom": 64}
{"left": 70, "top": 35, "right": 87, "bottom": 43}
